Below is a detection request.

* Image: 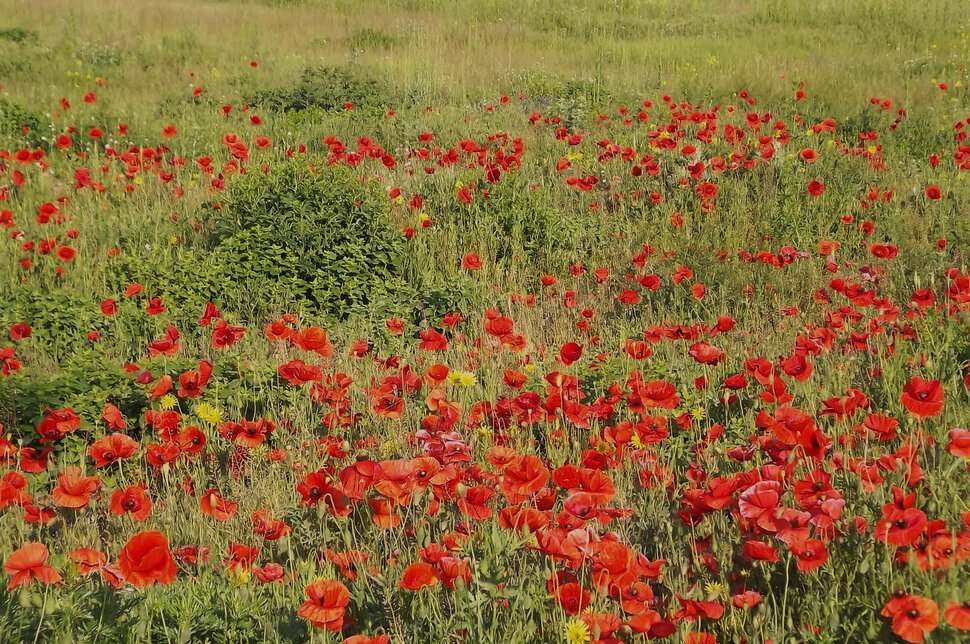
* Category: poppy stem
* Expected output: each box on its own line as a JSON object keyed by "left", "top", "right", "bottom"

{"left": 32, "top": 584, "right": 48, "bottom": 644}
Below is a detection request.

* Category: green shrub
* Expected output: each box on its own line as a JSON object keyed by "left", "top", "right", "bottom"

{"left": 0, "top": 285, "right": 99, "bottom": 357}
{"left": 464, "top": 175, "right": 589, "bottom": 264}
{"left": 0, "top": 344, "right": 147, "bottom": 443}
{"left": 104, "top": 246, "right": 233, "bottom": 325}
{"left": 348, "top": 27, "right": 398, "bottom": 51}
{"left": 0, "top": 27, "right": 38, "bottom": 44}
{"left": 208, "top": 160, "right": 404, "bottom": 321}
{"left": 246, "top": 65, "right": 388, "bottom": 112}
{"left": 0, "top": 97, "right": 45, "bottom": 146}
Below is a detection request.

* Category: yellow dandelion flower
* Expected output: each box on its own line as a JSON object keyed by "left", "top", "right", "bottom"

{"left": 563, "top": 618, "right": 591, "bottom": 644}
{"left": 194, "top": 402, "right": 222, "bottom": 425}
{"left": 447, "top": 370, "right": 477, "bottom": 387}
{"left": 705, "top": 581, "right": 726, "bottom": 595}
{"left": 159, "top": 394, "right": 178, "bottom": 410}
{"left": 690, "top": 407, "right": 707, "bottom": 421}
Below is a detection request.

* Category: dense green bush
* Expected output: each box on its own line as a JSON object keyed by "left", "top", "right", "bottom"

{"left": 246, "top": 65, "right": 388, "bottom": 112}
{"left": 208, "top": 160, "right": 404, "bottom": 321}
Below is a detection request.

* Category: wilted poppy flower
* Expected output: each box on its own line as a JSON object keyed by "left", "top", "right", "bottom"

{"left": 4, "top": 543, "right": 62, "bottom": 590}
{"left": 68, "top": 548, "right": 106, "bottom": 575}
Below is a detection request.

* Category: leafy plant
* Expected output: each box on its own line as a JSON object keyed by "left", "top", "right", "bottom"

{"left": 207, "top": 160, "right": 404, "bottom": 321}
{"left": 246, "top": 65, "right": 388, "bottom": 113}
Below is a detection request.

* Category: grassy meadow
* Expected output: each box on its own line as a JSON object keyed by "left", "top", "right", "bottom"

{"left": 0, "top": 0, "right": 969, "bottom": 642}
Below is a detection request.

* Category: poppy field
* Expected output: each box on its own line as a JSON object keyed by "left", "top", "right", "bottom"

{"left": 1, "top": 0, "right": 970, "bottom": 642}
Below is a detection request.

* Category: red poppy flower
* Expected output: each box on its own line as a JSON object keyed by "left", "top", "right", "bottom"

{"left": 100, "top": 299, "right": 118, "bottom": 316}
{"left": 881, "top": 594, "right": 939, "bottom": 643}
{"left": 89, "top": 432, "right": 139, "bottom": 467}
{"left": 399, "top": 561, "right": 439, "bottom": 590}
{"left": 291, "top": 326, "right": 333, "bottom": 357}
{"left": 500, "top": 454, "right": 550, "bottom": 502}
{"left": 56, "top": 245, "right": 76, "bottom": 262}
{"left": 4, "top": 543, "right": 62, "bottom": 590}
{"left": 110, "top": 484, "right": 153, "bottom": 521}
{"left": 254, "top": 563, "right": 285, "bottom": 583}
{"left": 51, "top": 466, "right": 102, "bottom": 509}
{"left": 298, "top": 579, "right": 350, "bottom": 631}
{"left": 944, "top": 601, "right": 970, "bottom": 630}
{"left": 946, "top": 428, "right": 970, "bottom": 458}
{"left": 900, "top": 377, "right": 944, "bottom": 418}
{"left": 117, "top": 530, "right": 177, "bottom": 587}
{"left": 200, "top": 489, "right": 238, "bottom": 521}
{"left": 738, "top": 480, "right": 782, "bottom": 532}
{"left": 8, "top": 323, "right": 31, "bottom": 341}
{"left": 68, "top": 548, "right": 106, "bottom": 575}
{"left": 102, "top": 404, "right": 127, "bottom": 430}
{"left": 875, "top": 508, "right": 927, "bottom": 546}
{"left": 790, "top": 539, "right": 828, "bottom": 572}
{"left": 223, "top": 543, "right": 259, "bottom": 572}
{"left": 462, "top": 254, "right": 482, "bottom": 270}
{"left": 177, "top": 360, "right": 213, "bottom": 397}
{"left": 559, "top": 342, "right": 583, "bottom": 366}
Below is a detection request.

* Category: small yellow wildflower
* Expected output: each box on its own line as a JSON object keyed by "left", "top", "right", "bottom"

{"left": 159, "top": 394, "right": 178, "bottom": 410}
{"left": 690, "top": 407, "right": 707, "bottom": 421}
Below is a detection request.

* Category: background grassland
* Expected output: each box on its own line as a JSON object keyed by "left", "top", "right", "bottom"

{"left": 3, "top": 0, "right": 969, "bottom": 114}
